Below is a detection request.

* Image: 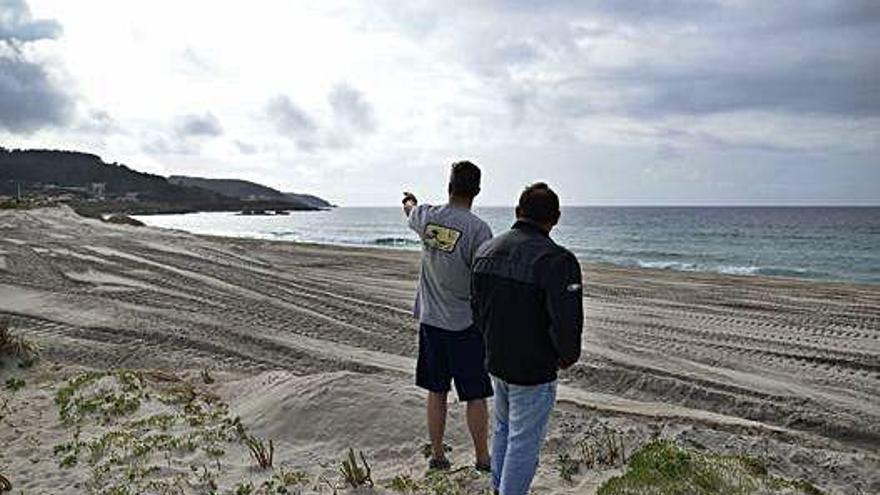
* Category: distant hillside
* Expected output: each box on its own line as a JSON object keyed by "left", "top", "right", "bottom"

{"left": 283, "top": 192, "right": 333, "bottom": 209}
{"left": 170, "top": 176, "right": 333, "bottom": 208}
{"left": 168, "top": 176, "right": 284, "bottom": 200}
{"left": 0, "top": 148, "right": 220, "bottom": 203}
{"left": 0, "top": 148, "right": 319, "bottom": 214}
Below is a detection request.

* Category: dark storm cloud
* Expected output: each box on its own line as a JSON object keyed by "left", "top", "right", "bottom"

{"left": 175, "top": 112, "right": 223, "bottom": 137}
{"left": 0, "top": 0, "right": 74, "bottom": 134}
{"left": 265, "top": 94, "right": 318, "bottom": 151}
{"left": 329, "top": 84, "right": 376, "bottom": 133}
{"left": 0, "top": 53, "right": 74, "bottom": 133}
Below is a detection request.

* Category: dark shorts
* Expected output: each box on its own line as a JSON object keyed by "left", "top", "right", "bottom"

{"left": 416, "top": 323, "right": 493, "bottom": 402}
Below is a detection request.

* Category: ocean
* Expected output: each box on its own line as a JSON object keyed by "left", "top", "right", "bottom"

{"left": 133, "top": 206, "right": 880, "bottom": 284}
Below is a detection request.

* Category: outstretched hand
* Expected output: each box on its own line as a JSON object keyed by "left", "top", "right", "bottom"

{"left": 402, "top": 191, "right": 418, "bottom": 217}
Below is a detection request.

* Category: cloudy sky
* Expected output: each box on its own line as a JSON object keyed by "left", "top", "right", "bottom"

{"left": 1, "top": 0, "right": 878, "bottom": 205}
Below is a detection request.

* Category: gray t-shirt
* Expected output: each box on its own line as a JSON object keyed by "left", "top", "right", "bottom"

{"left": 408, "top": 203, "right": 493, "bottom": 331}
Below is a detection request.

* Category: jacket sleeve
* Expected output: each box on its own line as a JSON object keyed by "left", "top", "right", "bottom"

{"left": 540, "top": 251, "right": 584, "bottom": 369}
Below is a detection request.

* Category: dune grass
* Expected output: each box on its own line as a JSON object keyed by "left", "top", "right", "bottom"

{"left": 598, "top": 440, "right": 824, "bottom": 495}
{"left": 340, "top": 448, "right": 373, "bottom": 488}
{"left": 243, "top": 434, "right": 274, "bottom": 469}
{"left": 0, "top": 319, "right": 40, "bottom": 368}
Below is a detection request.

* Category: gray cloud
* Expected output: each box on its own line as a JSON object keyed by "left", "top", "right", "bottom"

{"left": 0, "top": 51, "right": 74, "bottom": 133}
{"left": 265, "top": 94, "right": 318, "bottom": 150}
{"left": 235, "top": 140, "right": 257, "bottom": 155}
{"left": 426, "top": 1, "right": 880, "bottom": 124}
{"left": 329, "top": 84, "right": 376, "bottom": 133}
{"left": 76, "top": 109, "right": 119, "bottom": 133}
{"left": 142, "top": 134, "right": 197, "bottom": 156}
{"left": 0, "top": 0, "right": 62, "bottom": 42}
{"left": 176, "top": 112, "right": 223, "bottom": 137}
{"left": 0, "top": 0, "right": 74, "bottom": 134}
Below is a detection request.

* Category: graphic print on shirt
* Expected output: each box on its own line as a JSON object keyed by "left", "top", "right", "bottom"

{"left": 423, "top": 223, "right": 462, "bottom": 253}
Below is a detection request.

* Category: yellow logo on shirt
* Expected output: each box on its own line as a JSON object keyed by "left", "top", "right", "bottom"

{"left": 423, "top": 223, "right": 462, "bottom": 252}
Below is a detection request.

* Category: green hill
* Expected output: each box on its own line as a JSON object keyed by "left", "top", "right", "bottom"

{"left": 0, "top": 148, "right": 320, "bottom": 214}
{"left": 169, "top": 176, "right": 333, "bottom": 208}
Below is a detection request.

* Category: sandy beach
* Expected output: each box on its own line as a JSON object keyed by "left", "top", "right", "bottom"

{"left": 1, "top": 206, "right": 877, "bottom": 494}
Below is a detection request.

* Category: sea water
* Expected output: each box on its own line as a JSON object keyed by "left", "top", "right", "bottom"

{"left": 133, "top": 207, "right": 880, "bottom": 284}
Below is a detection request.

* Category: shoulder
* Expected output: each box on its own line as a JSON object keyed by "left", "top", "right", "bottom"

{"left": 475, "top": 227, "right": 508, "bottom": 257}
{"left": 538, "top": 242, "right": 580, "bottom": 270}
{"left": 469, "top": 214, "right": 492, "bottom": 235}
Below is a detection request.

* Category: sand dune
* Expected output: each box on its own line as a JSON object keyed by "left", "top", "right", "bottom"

{"left": 1, "top": 206, "right": 878, "bottom": 494}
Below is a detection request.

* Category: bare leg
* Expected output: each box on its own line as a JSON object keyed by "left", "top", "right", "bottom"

{"left": 427, "top": 391, "right": 448, "bottom": 459}
{"left": 466, "top": 398, "right": 490, "bottom": 465}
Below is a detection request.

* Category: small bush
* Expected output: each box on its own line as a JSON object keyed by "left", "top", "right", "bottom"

{"left": 598, "top": 440, "right": 825, "bottom": 495}
{"left": 557, "top": 453, "right": 580, "bottom": 482}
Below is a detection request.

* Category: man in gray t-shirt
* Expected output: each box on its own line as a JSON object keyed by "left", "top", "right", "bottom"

{"left": 403, "top": 161, "right": 493, "bottom": 473}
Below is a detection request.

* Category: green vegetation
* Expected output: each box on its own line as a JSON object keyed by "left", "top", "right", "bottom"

{"left": 52, "top": 370, "right": 251, "bottom": 494}
{"left": 4, "top": 377, "right": 25, "bottom": 392}
{"left": 387, "top": 469, "right": 487, "bottom": 495}
{"left": 0, "top": 148, "right": 326, "bottom": 215}
{"left": 557, "top": 452, "right": 580, "bottom": 482}
{"left": 552, "top": 429, "right": 628, "bottom": 483}
{"left": 0, "top": 318, "right": 41, "bottom": 368}
{"left": 597, "top": 440, "right": 824, "bottom": 495}
{"left": 0, "top": 198, "right": 56, "bottom": 210}
{"left": 244, "top": 434, "right": 274, "bottom": 469}
{"left": 339, "top": 448, "right": 373, "bottom": 488}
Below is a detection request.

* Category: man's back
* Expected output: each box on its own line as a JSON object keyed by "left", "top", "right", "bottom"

{"left": 409, "top": 203, "right": 493, "bottom": 331}
{"left": 472, "top": 220, "right": 583, "bottom": 385}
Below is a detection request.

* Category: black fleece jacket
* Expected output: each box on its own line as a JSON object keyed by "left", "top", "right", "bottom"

{"left": 472, "top": 221, "right": 584, "bottom": 385}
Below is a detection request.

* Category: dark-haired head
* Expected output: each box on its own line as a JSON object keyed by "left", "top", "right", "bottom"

{"left": 448, "top": 161, "right": 481, "bottom": 199}
{"left": 516, "top": 182, "right": 560, "bottom": 232}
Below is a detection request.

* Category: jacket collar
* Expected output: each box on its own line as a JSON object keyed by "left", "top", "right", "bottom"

{"left": 512, "top": 219, "right": 550, "bottom": 237}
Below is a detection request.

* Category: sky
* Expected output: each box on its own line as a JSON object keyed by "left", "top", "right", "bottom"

{"left": 1, "top": 0, "right": 878, "bottom": 206}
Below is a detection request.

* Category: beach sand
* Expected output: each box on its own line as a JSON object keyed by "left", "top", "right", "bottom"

{"left": 0, "top": 206, "right": 877, "bottom": 494}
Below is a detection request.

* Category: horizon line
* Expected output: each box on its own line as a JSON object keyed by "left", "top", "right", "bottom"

{"left": 335, "top": 203, "right": 880, "bottom": 208}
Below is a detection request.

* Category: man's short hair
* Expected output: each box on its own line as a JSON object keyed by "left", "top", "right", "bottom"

{"left": 448, "top": 161, "right": 481, "bottom": 197}
{"left": 518, "top": 182, "right": 560, "bottom": 223}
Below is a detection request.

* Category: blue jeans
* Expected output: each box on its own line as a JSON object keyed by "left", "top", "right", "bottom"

{"left": 491, "top": 375, "right": 557, "bottom": 495}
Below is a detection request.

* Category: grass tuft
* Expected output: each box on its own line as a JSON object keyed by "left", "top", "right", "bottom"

{"left": 244, "top": 434, "right": 274, "bottom": 469}
{"left": 4, "top": 377, "right": 25, "bottom": 393}
{"left": 0, "top": 319, "right": 40, "bottom": 368}
{"left": 340, "top": 448, "right": 373, "bottom": 488}
{"left": 557, "top": 452, "right": 580, "bottom": 482}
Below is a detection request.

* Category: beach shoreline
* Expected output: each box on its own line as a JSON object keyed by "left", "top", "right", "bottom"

{"left": 1, "top": 207, "right": 878, "bottom": 494}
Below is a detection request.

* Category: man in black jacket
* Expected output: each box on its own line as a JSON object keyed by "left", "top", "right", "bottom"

{"left": 472, "top": 182, "right": 583, "bottom": 495}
